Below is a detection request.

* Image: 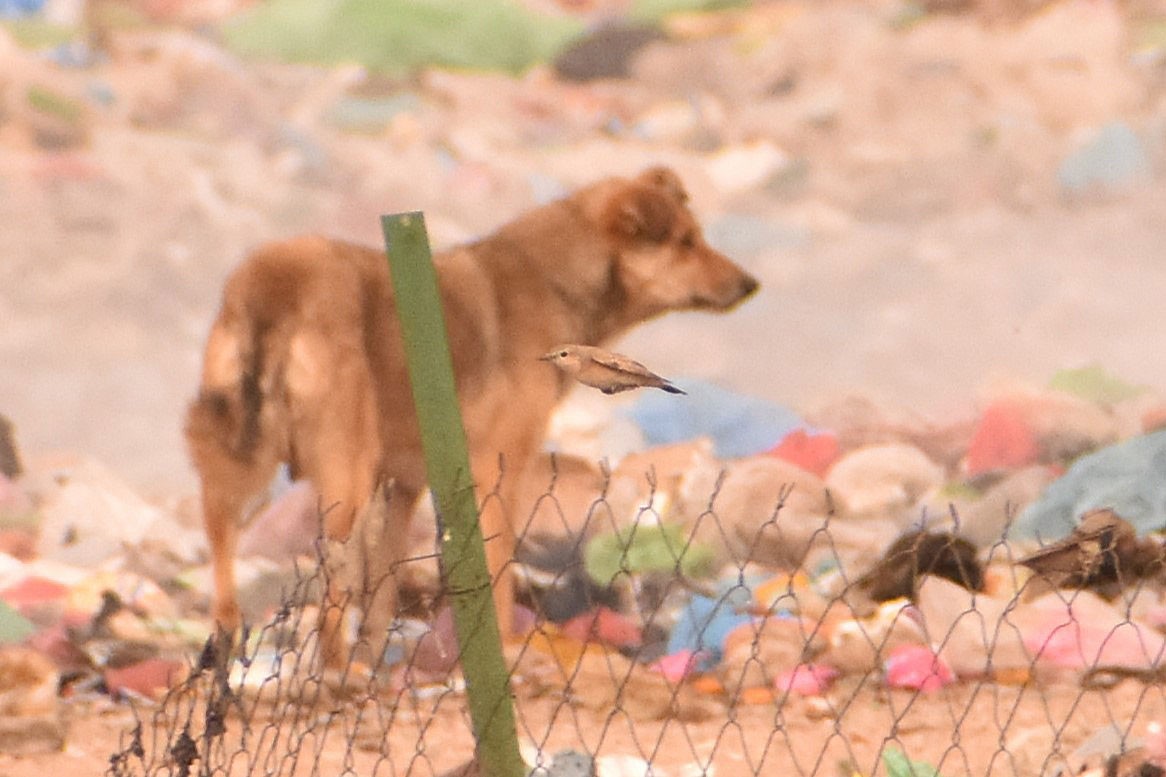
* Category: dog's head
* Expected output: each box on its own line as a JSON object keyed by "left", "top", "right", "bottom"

{"left": 600, "top": 167, "right": 759, "bottom": 323}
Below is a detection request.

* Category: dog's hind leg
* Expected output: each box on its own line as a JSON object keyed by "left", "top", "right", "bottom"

{"left": 285, "top": 331, "right": 387, "bottom": 670}
{"left": 472, "top": 452, "right": 522, "bottom": 639}
{"left": 186, "top": 390, "right": 281, "bottom": 632}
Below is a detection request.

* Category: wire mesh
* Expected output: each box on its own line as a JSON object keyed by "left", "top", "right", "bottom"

{"left": 106, "top": 462, "right": 1166, "bottom": 777}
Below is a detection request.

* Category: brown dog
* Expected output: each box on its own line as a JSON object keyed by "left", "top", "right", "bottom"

{"left": 186, "top": 167, "right": 758, "bottom": 666}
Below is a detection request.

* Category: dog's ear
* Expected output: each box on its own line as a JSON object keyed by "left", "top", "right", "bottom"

{"left": 605, "top": 183, "right": 676, "bottom": 243}
{"left": 637, "top": 166, "right": 688, "bottom": 204}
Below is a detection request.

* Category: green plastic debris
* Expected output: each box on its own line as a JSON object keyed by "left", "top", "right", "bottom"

{"left": 223, "top": 0, "right": 582, "bottom": 76}
{"left": 585, "top": 522, "right": 716, "bottom": 586}
{"left": 0, "top": 600, "right": 35, "bottom": 645}
{"left": 26, "top": 86, "right": 83, "bottom": 123}
{"left": 1048, "top": 364, "right": 1144, "bottom": 405}
{"left": 882, "top": 747, "right": 943, "bottom": 777}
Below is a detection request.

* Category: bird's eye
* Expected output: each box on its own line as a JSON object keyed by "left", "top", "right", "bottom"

{"left": 559, "top": 350, "right": 568, "bottom": 358}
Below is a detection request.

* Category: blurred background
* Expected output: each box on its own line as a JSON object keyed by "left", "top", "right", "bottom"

{"left": 2, "top": 0, "right": 1165, "bottom": 494}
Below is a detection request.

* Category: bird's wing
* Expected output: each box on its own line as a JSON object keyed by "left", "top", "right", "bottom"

{"left": 589, "top": 350, "right": 654, "bottom": 376}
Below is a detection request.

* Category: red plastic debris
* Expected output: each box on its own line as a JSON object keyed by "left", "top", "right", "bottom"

{"left": 965, "top": 401, "right": 1039, "bottom": 476}
{"left": 0, "top": 576, "right": 69, "bottom": 611}
{"left": 104, "top": 658, "right": 186, "bottom": 699}
{"left": 561, "top": 606, "right": 642, "bottom": 648}
{"left": 767, "top": 429, "right": 840, "bottom": 477}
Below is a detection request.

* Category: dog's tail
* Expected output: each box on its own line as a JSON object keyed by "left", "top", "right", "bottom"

{"left": 185, "top": 316, "right": 270, "bottom": 466}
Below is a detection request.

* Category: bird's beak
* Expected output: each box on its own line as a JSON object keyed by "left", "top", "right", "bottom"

{"left": 537, "top": 353, "right": 554, "bottom": 362}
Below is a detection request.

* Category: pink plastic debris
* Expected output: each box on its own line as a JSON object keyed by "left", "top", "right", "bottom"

{"left": 884, "top": 644, "right": 954, "bottom": 692}
{"left": 651, "top": 649, "right": 709, "bottom": 683}
{"left": 1020, "top": 591, "right": 1166, "bottom": 671}
{"left": 776, "top": 663, "right": 838, "bottom": 696}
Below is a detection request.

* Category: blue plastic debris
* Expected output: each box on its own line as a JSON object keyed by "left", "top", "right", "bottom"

{"left": 0, "top": 0, "right": 43, "bottom": 19}
{"left": 1011, "top": 429, "right": 1166, "bottom": 540}
{"left": 1057, "top": 121, "right": 1150, "bottom": 196}
{"left": 665, "top": 588, "right": 753, "bottom": 667}
{"left": 625, "top": 378, "right": 803, "bottom": 459}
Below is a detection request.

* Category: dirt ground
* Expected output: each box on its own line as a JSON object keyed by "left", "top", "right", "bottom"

{"left": 3, "top": 0, "right": 1166, "bottom": 774}
{"left": 1, "top": 669, "right": 1165, "bottom": 776}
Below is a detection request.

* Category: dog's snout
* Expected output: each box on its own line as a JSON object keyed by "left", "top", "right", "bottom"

{"left": 739, "top": 274, "right": 760, "bottom": 299}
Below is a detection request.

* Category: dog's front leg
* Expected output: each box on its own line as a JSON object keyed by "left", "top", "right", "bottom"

{"left": 351, "top": 478, "right": 420, "bottom": 670}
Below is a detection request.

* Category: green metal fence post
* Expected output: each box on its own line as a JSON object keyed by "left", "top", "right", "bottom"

{"left": 382, "top": 212, "right": 524, "bottom": 777}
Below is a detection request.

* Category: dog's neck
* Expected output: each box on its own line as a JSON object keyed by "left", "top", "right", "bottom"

{"left": 479, "top": 201, "right": 635, "bottom": 357}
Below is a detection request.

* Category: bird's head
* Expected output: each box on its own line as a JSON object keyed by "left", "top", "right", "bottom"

{"left": 539, "top": 346, "right": 583, "bottom": 371}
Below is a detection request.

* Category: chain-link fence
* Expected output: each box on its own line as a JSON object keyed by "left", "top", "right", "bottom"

{"left": 107, "top": 462, "right": 1166, "bottom": 777}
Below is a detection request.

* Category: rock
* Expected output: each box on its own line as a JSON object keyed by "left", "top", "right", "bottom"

{"left": 926, "top": 465, "right": 1056, "bottom": 548}
{"left": 36, "top": 459, "right": 167, "bottom": 566}
{"left": 615, "top": 439, "right": 717, "bottom": 495}
{"left": 826, "top": 599, "right": 927, "bottom": 675}
{"left": 826, "top": 443, "right": 944, "bottom": 521}
{"left": 0, "top": 645, "right": 65, "bottom": 755}
{"left": 553, "top": 22, "right": 664, "bottom": 82}
{"left": 704, "top": 139, "right": 792, "bottom": 196}
{"left": 237, "top": 479, "right": 321, "bottom": 561}
{"left": 685, "top": 455, "right": 833, "bottom": 568}
{"left": 805, "top": 395, "right": 974, "bottom": 474}
{"left": 518, "top": 452, "right": 609, "bottom": 541}
{"left": 916, "top": 576, "right": 1030, "bottom": 680}
{"left": 721, "top": 615, "right": 822, "bottom": 693}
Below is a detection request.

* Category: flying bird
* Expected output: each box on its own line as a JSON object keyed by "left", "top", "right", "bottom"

{"left": 539, "top": 344, "right": 686, "bottom": 395}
